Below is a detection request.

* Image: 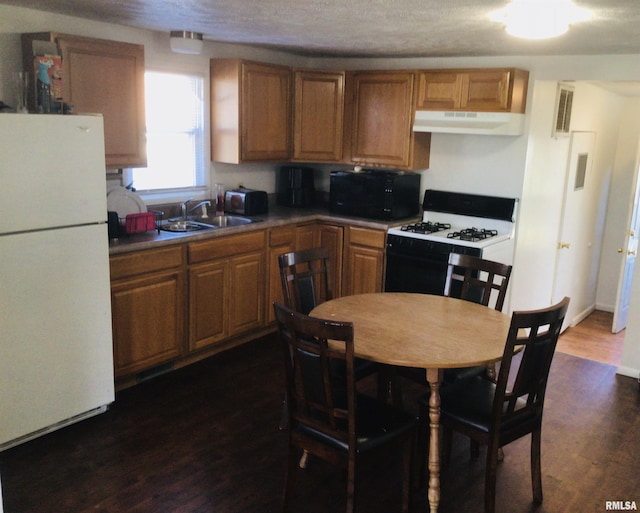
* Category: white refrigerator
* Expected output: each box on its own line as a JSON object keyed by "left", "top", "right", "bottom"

{"left": 0, "top": 113, "right": 115, "bottom": 450}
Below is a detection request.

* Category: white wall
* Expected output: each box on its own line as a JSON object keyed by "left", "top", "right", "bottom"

{"left": 510, "top": 81, "right": 571, "bottom": 311}
{"left": 512, "top": 82, "right": 628, "bottom": 318}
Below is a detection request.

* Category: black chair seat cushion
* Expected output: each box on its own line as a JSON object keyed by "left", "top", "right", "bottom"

{"left": 421, "top": 376, "right": 534, "bottom": 434}
{"left": 354, "top": 357, "right": 378, "bottom": 380}
{"left": 296, "top": 394, "right": 416, "bottom": 454}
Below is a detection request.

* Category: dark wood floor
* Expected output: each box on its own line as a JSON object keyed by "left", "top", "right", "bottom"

{"left": 1, "top": 330, "right": 639, "bottom": 513}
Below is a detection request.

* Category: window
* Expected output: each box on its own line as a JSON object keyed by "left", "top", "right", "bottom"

{"left": 128, "top": 71, "right": 205, "bottom": 191}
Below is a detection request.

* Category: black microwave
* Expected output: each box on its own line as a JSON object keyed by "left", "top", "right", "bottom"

{"left": 329, "top": 169, "right": 421, "bottom": 220}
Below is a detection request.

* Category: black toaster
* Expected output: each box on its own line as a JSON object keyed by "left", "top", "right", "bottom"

{"left": 224, "top": 187, "right": 268, "bottom": 216}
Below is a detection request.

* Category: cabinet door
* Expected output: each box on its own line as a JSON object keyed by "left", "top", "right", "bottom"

{"left": 111, "top": 270, "right": 184, "bottom": 377}
{"left": 189, "top": 261, "right": 227, "bottom": 351}
{"left": 317, "top": 224, "right": 344, "bottom": 299}
{"left": 351, "top": 72, "right": 415, "bottom": 168}
{"left": 56, "top": 35, "right": 146, "bottom": 168}
{"left": 293, "top": 70, "right": 345, "bottom": 162}
{"left": 241, "top": 62, "right": 291, "bottom": 161}
{"left": 295, "top": 223, "right": 317, "bottom": 251}
{"left": 417, "top": 69, "right": 527, "bottom": 113}
{"left": 343, "top": 226, "right": 386, "bottom": 296}
{"left": 228, "top": 252, "right": 265, "bottom": 335}
{"left": 416, "top": 71, "right": 462, "bottom": 110}
{"left": 345, "top": 246, "right": 385, "bottom": 296}
{"left": 460, "top": 70, "right": 511, "bottom": 111}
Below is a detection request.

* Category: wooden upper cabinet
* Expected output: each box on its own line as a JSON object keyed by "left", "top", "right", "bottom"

{"left": 292, "top": 69, "right": 345, "bottom": 162}
{"left": 21, "top": 33, "right": 146, "bottom": 169}
{"left": 417, "top": 68, "right": 529, "bottom": 113}
{"left": 350, "top": 71, "right": 430, "bottom": 170}
{"left": 210, "top": 59, "right": 291, "bottom": 163}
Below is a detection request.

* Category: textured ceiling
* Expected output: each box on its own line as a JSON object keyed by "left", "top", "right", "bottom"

{"left": 4, "top": 0, "right": 640, "bottom": 58}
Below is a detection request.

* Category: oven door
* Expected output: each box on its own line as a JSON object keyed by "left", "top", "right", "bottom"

{"left": 384, "top": 235, "right": 481, "bottom": 296}
{"left": 385, "top": 245, "right": 449, "bottom": 294}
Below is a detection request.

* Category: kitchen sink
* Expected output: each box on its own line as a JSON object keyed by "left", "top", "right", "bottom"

{"left": 201, "top": 215, "right": 258, "bottom": 227}
{"left": 161, "top": 215, "right": 261, "bottom": 232}
{"left": 158, "top": 220, "right": 214, "bottom": 232}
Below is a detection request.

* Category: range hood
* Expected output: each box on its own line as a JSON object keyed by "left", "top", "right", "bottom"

{"left": 413, "top": 110, "right": 525, "bottom": 136}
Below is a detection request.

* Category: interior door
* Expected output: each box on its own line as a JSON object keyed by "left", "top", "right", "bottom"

{"left": 612, "top": 142, "right": 640, "bottom": 333}
{"left": 552, "top": 131, "right": 596, "bottom": 330}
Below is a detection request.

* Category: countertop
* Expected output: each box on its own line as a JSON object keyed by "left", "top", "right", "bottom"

{"left": 108, "top": 205, "right": 420, "bottom": 255}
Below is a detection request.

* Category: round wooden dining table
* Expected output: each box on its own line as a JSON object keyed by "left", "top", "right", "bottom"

{"left": 311, "top": 292, "right": 513, "bottom": 513}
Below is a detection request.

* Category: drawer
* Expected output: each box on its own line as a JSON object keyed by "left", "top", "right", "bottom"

{"left": 188, "top": 230, "right": 265, "bottom": 264}
{"left": 348, "top": 226, "right": 386, "bottom": 249}
{"left": 110, "top": 245, "right": 184, "bottom": 280}
{"left": 269, "top": 226, "right": 296, "bottom": 247}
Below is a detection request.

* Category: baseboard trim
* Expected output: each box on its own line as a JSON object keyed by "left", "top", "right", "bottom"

{"left": 616, "top": 365, "right": 640, "bottom": 380}
{"left": 569, "top": 304, "right": 596, "bottom": 327}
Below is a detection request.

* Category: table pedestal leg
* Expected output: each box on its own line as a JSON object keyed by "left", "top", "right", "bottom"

{"left": 426, "top": 368, "right": 442, "bottom": 513}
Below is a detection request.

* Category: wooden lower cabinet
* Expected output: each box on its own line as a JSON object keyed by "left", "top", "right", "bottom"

{"left": 109, "top": 221, "right": 387, "bottom": 382}
{"left": 188, "top": 231, "right": 266, "bottom": 351}
{"left": 343, "top": 226, "right": 386, "bottom": 296}
{"left": 109, "top": 246, "right": 185, "bottom": 378}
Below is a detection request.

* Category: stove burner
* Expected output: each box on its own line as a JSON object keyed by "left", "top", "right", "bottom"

{"left": 401, "top": 221, "right": 451, "bottom": 234}
{"left": 447, "top": 228, "right": 498, "bottom": 242}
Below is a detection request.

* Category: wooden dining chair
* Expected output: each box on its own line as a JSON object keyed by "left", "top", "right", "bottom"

{"left": 442, "top": 253, "right": 513, "bottom": 383}
{"left": 278, "top": 247, "right": 379, "bottom": 430}
{"left": 417, "top": 296, "right": 570, "bottom": 513}
{"left": 393, "top": 254, "right": 514, "bottom": 402}
{"left": 273, "top": 302, "right": 417, "bottom": 513}
{"left": 444, "top": 252, "right": 513, "bottom": 312}
{"left": 278, "top": 247, "right": 333, "bottom": 316}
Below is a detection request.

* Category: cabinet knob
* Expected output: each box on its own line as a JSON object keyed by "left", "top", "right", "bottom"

{"left": 558, "top": 242, "right": 570, "bottom": 249}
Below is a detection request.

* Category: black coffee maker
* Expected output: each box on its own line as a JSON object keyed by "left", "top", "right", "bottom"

{"left": 276, "top": 166, "right": 315, "bottom": 207}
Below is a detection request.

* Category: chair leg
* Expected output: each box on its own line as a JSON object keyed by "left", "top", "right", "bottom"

{"left": 279, "top": 392, "right": 288, "bottom": 430}
{"left": 282, "top": 444, "right": 298, "bottom": 513}
{"left": 402, "top": 438, "right": 412, "bottom": 513}
{"left": 377, "top": 366, "right": 402, "bottom": 406}
{"left": 470, "top": 439, "right": 480, "bottom": 459}
{"left": 346, "top": 455, "right": 356, "bottom": 513}
{"left": 531, "top": 428, "right": 543, "bottom": 503}
{"left": 484, "top": 440, "right": 499, "bottom": 513}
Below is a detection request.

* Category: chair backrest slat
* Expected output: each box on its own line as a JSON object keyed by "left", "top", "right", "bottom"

{"left": 445, "top": 253, "right": 513, "bottom": 312}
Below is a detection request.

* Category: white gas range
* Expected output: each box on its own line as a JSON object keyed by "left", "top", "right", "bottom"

{"left": 385, "top": 190, "right": 518, "bottom": 294}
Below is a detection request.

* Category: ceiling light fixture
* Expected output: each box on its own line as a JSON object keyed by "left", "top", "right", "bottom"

{"left": 490, "top": 0, "right": 591, "bottom": 40}
{"left": 169, "top": 30, "right": 204, "bottom": 54}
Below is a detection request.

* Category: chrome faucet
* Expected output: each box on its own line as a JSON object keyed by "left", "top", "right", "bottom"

{"left": 188, "top": 200, "right": 212, "bottom": 217}
{"left": 179, "top": 198, "right": 194, "bottom": 219}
